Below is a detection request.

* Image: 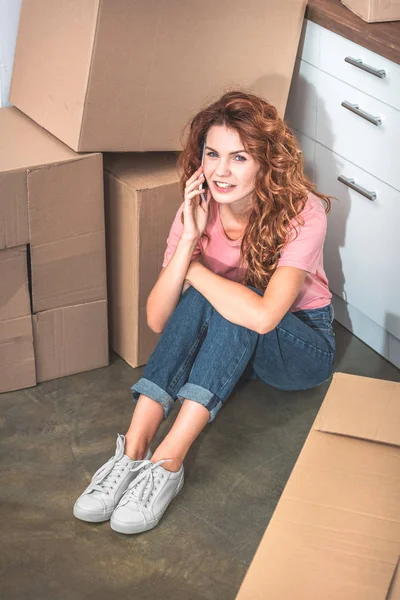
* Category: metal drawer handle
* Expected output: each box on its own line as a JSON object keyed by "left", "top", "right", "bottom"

{"left": 345, "top": 56, "right": 386, "bottom": 79}
{"left": 341, "top": 101, "right": 382, "bottom": 126}
{"left": 338, "top": 175, "right": 377, "bottom": 201}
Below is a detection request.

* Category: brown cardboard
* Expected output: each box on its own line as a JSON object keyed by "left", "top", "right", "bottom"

{"left": 10, "top": 0, "right": 307, "bottom": 152}
{"left": 32, "top": 300, "right": 109, "bottom": 383}
{"left": 0, "top": 107, "right": 107, "bottom": 312}
{"left": 0, "top": 246, "right": 31, "bottom": 322}
{"left": 0, "top": 106, "right": 77, "bottom": 172}
{"left": 0, "top": 107, "right": 108, "bottom": 391}
{"left": 0, "top": 246, "right": 36, "bottom": 393}
{"left": 0, "top": 316, "right": 36, "bottom": 393}
{"left": 389, "top": 560, "right": 400, "bottom": 599}
{"left": 0, "top": 170, "right": 29, "bottom": 250}
{"left": 103, "top": 152, "right": 181, "bottom": 367}
{"left": 236, "top": 372, "right": 400, "bottom": 600}
{"left": 27, "top": 156, "right": 107, "bottom": 312}
{"left": 341, "top": 0, "right": 400, "bottom": 22}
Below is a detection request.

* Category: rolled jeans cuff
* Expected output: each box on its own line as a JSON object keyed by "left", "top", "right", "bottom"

{"left": 131, "top": 378, "right": 175, "bottom": 420}
{"left": 176, "top": 382, "right": 222, "bottom": 424}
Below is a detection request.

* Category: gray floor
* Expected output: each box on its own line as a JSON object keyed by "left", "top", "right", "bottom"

{"left": 1, "top": 321, "right": 399, "bottom": 600}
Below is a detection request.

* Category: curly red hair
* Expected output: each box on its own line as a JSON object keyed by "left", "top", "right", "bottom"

{"left": 177, "top": 90, "right": 332, "bottom": 291}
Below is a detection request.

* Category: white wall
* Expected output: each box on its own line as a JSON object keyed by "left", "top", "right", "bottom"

{"left": 0, "top": 0, "right": 22, "bottom": 107}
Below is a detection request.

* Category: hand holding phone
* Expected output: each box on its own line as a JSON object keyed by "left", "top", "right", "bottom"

{"left": 199, "top": 141, "right": 207, "bottom": 202}
{"left": 182, "top": 146, "right": 211, "bottom": 242}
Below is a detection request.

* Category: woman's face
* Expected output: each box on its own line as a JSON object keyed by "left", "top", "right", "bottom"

{"left": 203, "top": 125, "right": 259, "bottom": 214}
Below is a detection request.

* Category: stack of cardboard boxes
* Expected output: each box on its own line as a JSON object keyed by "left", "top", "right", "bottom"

{"left": 0, "top": 108, "right": 108, "bottom": 393}
{"left": 5, "top": 0, "right": 307, "bottom": 373}
{"left": 2, "top": 1, "right": 399, "bottom": 598}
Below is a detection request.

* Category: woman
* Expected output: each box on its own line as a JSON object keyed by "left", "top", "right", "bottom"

{"left": 73, "top": 91, "right": 335, "bottom": 534}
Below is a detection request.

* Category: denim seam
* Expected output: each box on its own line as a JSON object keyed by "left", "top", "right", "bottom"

{"left": 176, "top": 383, "right": 222, "bottom": 423}
{"left": 295, "top": 312, "right": 331, "bottom": 320}
{"left": 275, "top": 325, "right": 334, "bottom": 357}
{"left": 131, "top": 379, "right": 174, "bottom": 419}
{"left": 214, "top": 330, "right": 258, "bottom": 399}
{"left": 293, "top": 303, "right": 331, "bottom": 316}
{"left": 306, "top": 324, "right": 335, "bottom": 336}
{"left": 177, "top": 382, "right": 215, "bottom": 407}
{"left": 300, "top": 319, "right": 332, "bottom": 326}
{"left": 168, "top": 320, "right": 210, "bottom": 390}
{"left": 131, "top": 379, "right": 174, "bottom": 403}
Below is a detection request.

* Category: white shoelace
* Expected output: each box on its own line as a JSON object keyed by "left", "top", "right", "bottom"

{"left": 120, "top": 459, "right": 172, "bottom": 506}
{"left": 85, "top": 434, "right": 129, "bottom": 495}
{"left": 89, "top": 460, "right": 129, "bottom": 494}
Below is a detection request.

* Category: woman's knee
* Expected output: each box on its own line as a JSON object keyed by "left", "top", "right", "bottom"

{"left": 182, "top": 285, "right": 209, "bottom": 304}
{"left": 176, "top": 285, "right": 214, "bottom": 316}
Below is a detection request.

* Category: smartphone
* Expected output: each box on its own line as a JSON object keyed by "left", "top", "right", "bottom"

{"left": 199, "top": 141, "right": 207, "bottom": 202}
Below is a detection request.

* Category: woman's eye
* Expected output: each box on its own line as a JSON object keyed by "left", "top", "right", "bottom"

{"left": 206, "top": 152, "right": 246, "bottom": 161}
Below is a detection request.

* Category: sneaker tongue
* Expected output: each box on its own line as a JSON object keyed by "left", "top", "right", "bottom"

{"left": 121, "top": 454, "right": 135, "bottom": 465}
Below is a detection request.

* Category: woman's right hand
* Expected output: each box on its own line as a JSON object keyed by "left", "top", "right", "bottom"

{"left": 182, "top": 166, "right": 211, "bottom": 242}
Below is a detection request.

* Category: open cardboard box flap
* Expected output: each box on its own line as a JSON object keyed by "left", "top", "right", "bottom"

{"left": 236, "top": 373, "right": 400, "bottom": 600}
{"left": 315, "top": 373, "right": 400, "bottom": 447}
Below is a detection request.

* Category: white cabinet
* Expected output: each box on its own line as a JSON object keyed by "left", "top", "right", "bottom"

{"left": 297, "top": 19, "right": 321, "bottom": 67}
{"left": 295, "top": 129, "right": 316, "bottom": 182}
{"left": 314, "top": 143, "right": 400, "bottom": 339}
{"left": 286, "top": 21, "right": 400, "bottom": 368}
{"left": 0, "top": 0, "right": 22, "bottom": 107}
{"left": 316, "top": 70, "right": 400, "bottom": 192}
{"left": 319, "top": 27, "right": 400, "bottom": 112}
{"left": 286, "top": 59, "right": 319, "bottom": 140}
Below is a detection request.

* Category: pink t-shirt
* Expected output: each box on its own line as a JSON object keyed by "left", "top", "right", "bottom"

{"left": 162, "top": 192, "right": 332, "bottom": 312}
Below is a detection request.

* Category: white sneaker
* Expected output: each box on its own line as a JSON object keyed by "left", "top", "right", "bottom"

{"left": 110, "top": 459, "right": 184, "bottom": 534}
{"left": 73, "top": 434, "right": 152, "bottom": 523}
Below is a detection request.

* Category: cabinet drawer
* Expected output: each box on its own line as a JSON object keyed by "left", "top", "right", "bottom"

{"left": 316, "top": 70, "right": 400, "bottom": 191}
{"left": 291, "top": 128, "right": 316, "bottom": 181}
{"left": 314, "top": 142, "right": 400, "bottom": 339}
{"left": 297, "top": 19, "right": 320, "bottom": 68}
{"left": 285, "top": 58, "right": 319, "bottom": 139}
{"left": 319, "top": 28, "right": 400, "bottom": 112}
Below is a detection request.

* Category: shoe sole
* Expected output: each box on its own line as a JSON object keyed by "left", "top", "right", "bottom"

{"left": 73, "top": 504, "right": 114, "bottom": 523}
{"left": 72, "top": 458, "right": 152, "bottom": 524}
{"left": 110, "top": 473, "right": 184, "bottom": 534}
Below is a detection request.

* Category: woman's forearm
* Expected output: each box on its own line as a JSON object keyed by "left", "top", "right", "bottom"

{"left": 186, "top": 262, "right": 264, "bottom": 333}
{"left": 146, "top": 236, "right": 199, "bottom": 334}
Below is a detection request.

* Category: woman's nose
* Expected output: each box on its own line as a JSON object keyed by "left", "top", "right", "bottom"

{"left": 215, "top": 160, "right": 231, "bottom": 177}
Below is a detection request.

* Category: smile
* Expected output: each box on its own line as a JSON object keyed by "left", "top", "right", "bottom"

{"left": 214, "top": 181, "right": 236, "bottom": 189}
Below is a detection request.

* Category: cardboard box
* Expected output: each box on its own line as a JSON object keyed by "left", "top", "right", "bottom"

{"left": 0, "top": 107, "right": 107, "bottom": 312}
{"left": 10, "top": 0, "right": 306, "bottom": 152}
{"left": 341, "top": 0, "right": 400, "bottom": 22}
{"left": 0, "top": 246, "right": 31, "bottom": 322}
{"left": 103, "top": 152, "right": 181, "bottom": 367}
{"left": 0, "top": 246, "right": 36, "bottom": 393}
{"left": 236, "top": 372, "right": 400, "bottom": 600}
{"left": 0, "top": 108, "right": 109, "bottom": 392}
{"left": 0, "top": 316, "right": 36, "bottom": 394}
{"left": 32, "top": 300, "right": 109, "bottom": 383}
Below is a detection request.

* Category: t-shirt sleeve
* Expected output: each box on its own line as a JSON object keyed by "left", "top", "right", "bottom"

{"left": 162, "top": 201, "right": 202, "bottom": 268}
{"left": 277, "top": 198, "right": 327, "bottom": 275}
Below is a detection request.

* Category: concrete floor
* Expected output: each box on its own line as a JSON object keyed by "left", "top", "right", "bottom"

{"left": 1, "top": 321, "right": 399, "bottom": 600}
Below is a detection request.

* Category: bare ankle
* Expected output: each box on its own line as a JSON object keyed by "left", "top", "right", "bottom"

{"left": 124, "top": 437, "right": 149, "bottom": 461}
{"left": 151, "top": 455, "right": 182, "bottom": 472}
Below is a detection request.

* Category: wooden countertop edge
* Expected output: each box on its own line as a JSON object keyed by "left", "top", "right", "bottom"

{"left": 305, "top": 0, "right": 400, "bottom": 65}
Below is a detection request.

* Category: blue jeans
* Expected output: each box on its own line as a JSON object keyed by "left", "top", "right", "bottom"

{"left": 131, "top": 285, "right": 336, "bottom": 423}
